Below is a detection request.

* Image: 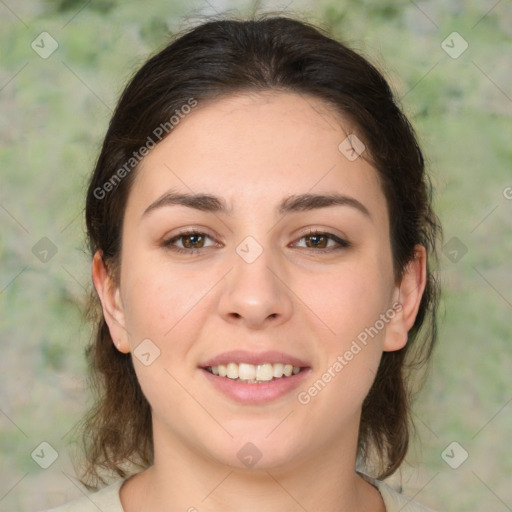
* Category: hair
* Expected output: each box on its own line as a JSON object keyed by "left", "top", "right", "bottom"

{"left": 80, "top": 12, "right": 441, "bottom": 487}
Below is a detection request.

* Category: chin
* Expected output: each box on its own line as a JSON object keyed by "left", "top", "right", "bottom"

{"left": 207, "top": 434, "right": 304, "bottom": 473}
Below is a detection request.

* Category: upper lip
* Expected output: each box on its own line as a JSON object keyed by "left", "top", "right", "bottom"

{"left": 200, "top": 350, "right": 310, "bottom": 368}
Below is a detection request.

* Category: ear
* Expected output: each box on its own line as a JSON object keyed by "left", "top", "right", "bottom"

{"left": 91, "top": 250, "right": 130, "bottom": 353}
{"left": 383, "top": 244, "right": 427, "bottom": 352}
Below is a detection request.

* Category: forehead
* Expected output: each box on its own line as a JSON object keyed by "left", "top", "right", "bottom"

{"left": 127, "top": 91, "right": 385, "bottom": 219}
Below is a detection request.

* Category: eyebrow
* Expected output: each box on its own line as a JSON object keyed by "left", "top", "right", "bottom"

{"left": 141, "top": 190, "right": 371, "bottom": 220}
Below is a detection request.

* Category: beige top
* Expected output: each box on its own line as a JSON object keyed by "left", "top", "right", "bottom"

{"left": 41, "top": 476, "right": 437, "bottom": 512}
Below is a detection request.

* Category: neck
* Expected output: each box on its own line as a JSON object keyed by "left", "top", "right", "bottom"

{"left": 120, "top": 421, "right": 384, "bottom": 512}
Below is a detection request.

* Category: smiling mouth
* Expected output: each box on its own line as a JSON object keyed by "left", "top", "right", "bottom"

{"left": 203, "top": 362, "right": 304, "bottom": 384}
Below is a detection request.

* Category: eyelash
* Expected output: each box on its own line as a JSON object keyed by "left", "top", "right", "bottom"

{"left": 162, "top": 229, "right": 350, "bottom": 255}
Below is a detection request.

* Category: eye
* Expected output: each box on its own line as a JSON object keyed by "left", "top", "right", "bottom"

{"left": 162, "top": 229, "right": 350, "bottom": 255}
{"left": 162, "top": 230, "right": 219, "bottom": 254}
{"left": 293, "top": 230, "right": 350, "bottom": 251}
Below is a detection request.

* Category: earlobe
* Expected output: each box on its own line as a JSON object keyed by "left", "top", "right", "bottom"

{"left": 383, "top": 245, "right": 427, "bottom": 352}
{"left": 91, "top": 251, "right": 130, "bottom": 353}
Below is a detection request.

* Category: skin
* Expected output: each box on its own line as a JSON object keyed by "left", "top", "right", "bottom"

{"left": 92, "top": 91, "right": 426, "bottom": 512}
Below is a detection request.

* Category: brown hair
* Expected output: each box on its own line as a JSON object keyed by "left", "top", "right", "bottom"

{"left": 80, "top": 12, "right": 441, "bottom": 487}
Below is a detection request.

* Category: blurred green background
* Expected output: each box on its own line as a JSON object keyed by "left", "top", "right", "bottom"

{"left": 1, "top": 0, "right": 511, "bottom": 510}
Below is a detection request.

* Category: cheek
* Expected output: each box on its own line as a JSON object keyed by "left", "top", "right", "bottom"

{"left": 307, "top": 262, "right": 393, "bottom": 343}
{"left": 118, "top": 262, "right": 208, "bottom": 413}
{"left": 122, "top": 276, "right": 171, "bottom": 341}
{"left": 297, "top": 269, "right": 387, "bottom": 430}
{"left": 298, "top": 257, "right": 393, "bottom": 405}
{"left": 121, "top": 254, "right": 199, "bottom": 339}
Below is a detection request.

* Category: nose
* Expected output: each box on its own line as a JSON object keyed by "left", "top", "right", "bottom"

{"left": 218, "top": 244, "right": 294, "bottom": 330}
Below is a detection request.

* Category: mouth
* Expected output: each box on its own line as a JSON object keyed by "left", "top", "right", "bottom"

{"left": 198, "top": 351, "right": 312, "bottom": 404}
{"left": 202, "top": 362, "right": 305, "bottom": 384}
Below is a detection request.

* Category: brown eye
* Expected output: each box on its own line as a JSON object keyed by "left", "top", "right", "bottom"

{"left": 180, "top": 233, "right": 206, "bottom": 249}
{"left": 305, "top": 233, "right": 329, "bottom": 249}
{"left": 295, "top": 230, "right": 350, "bottom": 251}
{"left": 163, "top": 231, "right": 217, "bottom": 254}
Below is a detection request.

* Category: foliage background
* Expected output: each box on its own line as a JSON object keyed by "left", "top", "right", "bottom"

{"left": 1, "top": 0, "right": 511, "bottom": 510}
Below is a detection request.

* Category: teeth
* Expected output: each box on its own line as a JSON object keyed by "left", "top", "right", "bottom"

{"left": 238, "top": 362, "right": 257, "bottom": 380}
{"left": 257, "top": 363, "right": 274, "bottom": 381}
{"left": 273, "top": 363, "right": 284, "bottom": 378}
{"left": 206, "top": 362, "right": 303, "bottom": 382}
{"left": 226, "top": 363, "right": 238, "bottom": 379}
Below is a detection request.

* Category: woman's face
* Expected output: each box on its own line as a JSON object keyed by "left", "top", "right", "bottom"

{"left": 95, "top": 91, "right": 423, "bottom": 472}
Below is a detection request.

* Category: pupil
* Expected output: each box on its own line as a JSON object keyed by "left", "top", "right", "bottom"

{"left": 185, "top": 234, "right": 203, "bottom": 248}
{"left": 308, "top": 235, "right": 326, "bottom": 248}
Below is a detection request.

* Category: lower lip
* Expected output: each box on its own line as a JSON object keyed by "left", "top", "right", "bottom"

{"left": 200, "top": 368, "right": 311, "bottom": 404}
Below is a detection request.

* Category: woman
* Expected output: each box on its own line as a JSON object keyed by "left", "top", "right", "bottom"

{"left": 43, "top": 13, "right": 440, "bottom": 512}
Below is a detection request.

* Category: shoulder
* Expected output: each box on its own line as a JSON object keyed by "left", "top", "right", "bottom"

{"left": 38, "top": 480, "right": 125, "bottom": 512}
{"left": 373, "top": 479, "right": 438, "bottom": 512}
